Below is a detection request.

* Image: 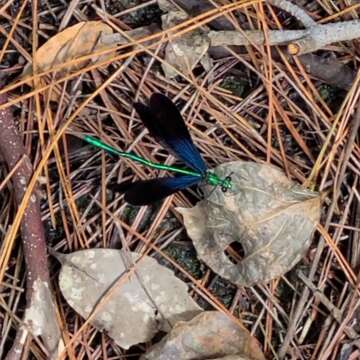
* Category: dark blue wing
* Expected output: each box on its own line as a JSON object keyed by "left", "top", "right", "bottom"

{"left": 134, "top": 93, "right": 207, "bottom": 175}
{"left": 123, "top": 176, "right": 201, "bottom": 205}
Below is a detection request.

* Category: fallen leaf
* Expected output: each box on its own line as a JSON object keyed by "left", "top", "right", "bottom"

{"left": 178, "top": 161, "right": 320, "bottom": 286}
{"left": 140, "top": 311, "right": 265, "bottom": 360}
{"left": 23, "top": 279, "right": 64, "bottom": 359}
{"left": 58, "top": 249, "right": 201, "bottom": 349}
{"left": 158, "top": 0, "right": 211, "bottom": 78}
{"left": 22, "top": 21, "right": 116, "bottom": 80}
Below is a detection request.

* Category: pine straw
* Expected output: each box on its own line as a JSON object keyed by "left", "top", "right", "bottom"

{"left": 0, "top": 0, "right": 360, "bottom": 359}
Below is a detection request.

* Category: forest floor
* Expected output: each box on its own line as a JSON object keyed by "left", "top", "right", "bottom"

{"left": 0, "top": 0, "right": 360, "bottom": 359}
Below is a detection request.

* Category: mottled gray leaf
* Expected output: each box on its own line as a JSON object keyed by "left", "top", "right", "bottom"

{"left": 178, "top": 161, "right": 320, "bottom": 286}
{"left": 58, "top": 249, "right": 201, "bottom": 349}
{"left": 140, "top": 311, "right": 265, "bottom": 360}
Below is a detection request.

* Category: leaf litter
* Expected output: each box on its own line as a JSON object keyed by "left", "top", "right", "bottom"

{"left": 56, "top": 158, "right": 319, "bottom": 354}
{"left": 19, "top": 15, "right": 320, "bottom": 356}
{"left": 3, "top": 0, "right": 357, "bottom": 358}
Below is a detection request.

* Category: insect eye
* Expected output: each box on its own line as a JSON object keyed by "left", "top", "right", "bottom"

{"left": 220, "top": 173, "right": 233, "bottom": 192}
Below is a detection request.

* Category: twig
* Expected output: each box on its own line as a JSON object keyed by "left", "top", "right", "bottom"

{"left": 0, "top": 90, "right": 62, "bottom": 359}
{"left": 172, "top": 0, "right": 360, "bottom": 55}
{"left": 269, "top": 0, "right": 316, "bottom": 28}
{"left": 288, "top": 20, "right": 360, "bottom": 55}
{"left": 208, "top": 29, "right": 306, "bottom": 47}
{"left": 208, "top": 20, "right": 360, "bottom": 55}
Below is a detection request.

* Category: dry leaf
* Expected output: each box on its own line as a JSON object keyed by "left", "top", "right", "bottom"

{"left": 58, "top": 249, "right": 201, "bottom": 349}
{"left": 22, "top": 21, "right": 116, "bottom": 80}
{"left": 158, "top": 0, "right": 211, "bottom": 78}
{"left": 178, "top": 161, "right": 320, "bottom": 287}
{"left": 23, "top": 279, "right": 64, "bottom": 359}
{"left": 140, "top": 311, "right": 265, "bottom": 360}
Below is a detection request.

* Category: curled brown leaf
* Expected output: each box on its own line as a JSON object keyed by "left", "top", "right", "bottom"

{"left": 141, "top": 311, "right": 265, "bottom": 360}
